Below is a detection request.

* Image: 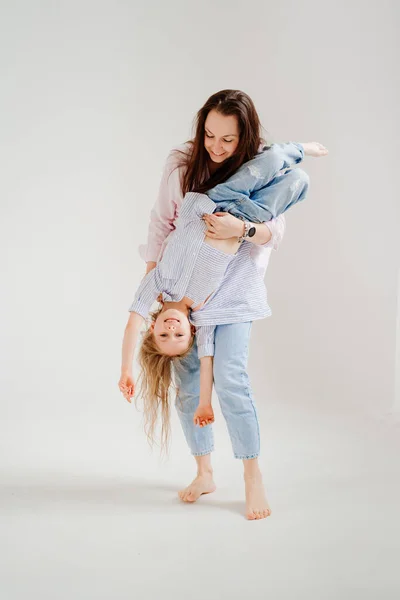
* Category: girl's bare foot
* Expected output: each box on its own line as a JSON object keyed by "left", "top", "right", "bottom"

{"left": 244, "top": 472, "right": 271, "bottom": 520}
{"left": 178, "top": 472, "right": 216, "bottom": 503}
{"left": 193, "top": 405, "right": 215, "bottom": 427}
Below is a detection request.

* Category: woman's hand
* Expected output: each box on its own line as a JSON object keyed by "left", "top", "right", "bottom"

{"left": 203, "top": 212, "right": 244, "bottom": 239}
{"left": 118, "top": 372, "right": 135, "bottom": 403}
{"left": 301, "top": 142, "right": 329, "bottom": 157}
{"left": 146, "top": 261, "right": 157, "bottom": 275}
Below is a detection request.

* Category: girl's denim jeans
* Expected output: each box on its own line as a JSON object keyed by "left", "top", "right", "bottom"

{"left": 207, "top": 143, "right": 310, "bottom": 223}
{"left": 174, "top": 322, "right": 260, "bottom": 460}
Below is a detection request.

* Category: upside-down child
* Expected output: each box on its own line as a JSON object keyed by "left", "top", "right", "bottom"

{"left": 119, "top": 141, "right": 327, "bottom": 442}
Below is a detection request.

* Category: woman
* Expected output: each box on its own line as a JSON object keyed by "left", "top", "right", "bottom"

{"left": 125, "top": 90, "right": 327, "bottom": 520}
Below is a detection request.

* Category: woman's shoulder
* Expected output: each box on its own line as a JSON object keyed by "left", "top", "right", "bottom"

{"left": 161, "top": 141, "right": 192, "bottom": 179}
{"left": 166, "top": 141, "right": 192, "bottom": 164}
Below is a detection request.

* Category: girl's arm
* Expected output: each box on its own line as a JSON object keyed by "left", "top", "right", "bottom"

{"left": 119, "top": 312, "right": 145, "bottom": 402}
{"left": 196, "top": 325, "right": 216, "bottom": 406}
{"left": 129, "top": 268, "right": 159, "bottom": 318}
{"left": 119, "top": 269, "right": 160, "bottom": 402}
{"left": 199, "top": 357, "right": 213, "bottom": 406}
{"left": 196, "top": 325, "right": 216, "bottom": 359}
{"left": 121, "top": 312, "right": 144, "bottom": 374}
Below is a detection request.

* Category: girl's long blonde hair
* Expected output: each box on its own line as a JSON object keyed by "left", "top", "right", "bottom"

{"left": 136, "top": 308, "right": 195, "bottom": 456}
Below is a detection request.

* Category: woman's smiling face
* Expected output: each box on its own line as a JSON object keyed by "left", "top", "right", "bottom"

{"left": 204, "top": 109, "right": 240, "bottom": 163}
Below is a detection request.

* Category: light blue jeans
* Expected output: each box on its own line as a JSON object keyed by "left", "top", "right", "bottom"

{"left": 174, "top": 322, "right": 260, "bottom": 460}
{"left": 207, "top": 143, "right": 309, "bottom": 223}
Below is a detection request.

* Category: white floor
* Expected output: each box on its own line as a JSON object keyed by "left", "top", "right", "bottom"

{"left": 1, "top": 398, "right": 399, "bottom": 600}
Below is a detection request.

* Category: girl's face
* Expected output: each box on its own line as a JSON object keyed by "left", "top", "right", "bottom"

{"left": 204, "top": 109, "right": 240, "bottom": 164}
{"left": 151, "top": 308, "right": 194, "bottom": 356}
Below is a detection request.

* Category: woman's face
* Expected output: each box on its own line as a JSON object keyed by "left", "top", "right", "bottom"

{"left": 151, "top": 308, "right": 193, "bottom": 356}
{"left": 204, "top": 109, "right": 240, "bottom": 164}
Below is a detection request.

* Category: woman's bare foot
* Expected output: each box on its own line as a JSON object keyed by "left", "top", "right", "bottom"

{"left": 244, "top": 472, "right": 271, "bottom": 520}
{"left": 178, "top": 472, "right": 216, "bottom": 503}
{"left": 193, "top": 404, "right": 215, "bottom": 427}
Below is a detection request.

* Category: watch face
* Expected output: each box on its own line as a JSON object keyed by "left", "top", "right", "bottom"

{"left": 248, "top": 226, "right": 256, "bottom": 238}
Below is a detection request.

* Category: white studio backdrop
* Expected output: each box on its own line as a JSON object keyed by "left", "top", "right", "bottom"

{"left": 1, "top": 0, "right": 399, "bottom": 456}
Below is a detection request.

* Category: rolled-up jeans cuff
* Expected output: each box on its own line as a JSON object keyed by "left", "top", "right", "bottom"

{"left": 234, "top": 453, "right": 259, "bottom": 460}
{"left": 192, "top": 447, "right": 214, "bottom": 457}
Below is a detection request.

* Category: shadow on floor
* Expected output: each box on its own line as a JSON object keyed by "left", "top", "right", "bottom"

{"left": 0, "top": 471, "right": 246, "bottom": 517}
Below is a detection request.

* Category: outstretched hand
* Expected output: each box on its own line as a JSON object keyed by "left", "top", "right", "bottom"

{"left": 118, "top": 373, "right": 135, "bottom": 403}
{"left": 301, "top": 142, "right": 329, "bottom": 157}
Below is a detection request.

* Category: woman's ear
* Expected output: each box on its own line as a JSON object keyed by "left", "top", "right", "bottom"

{"left": 191, "top": 324, "right": 196, "bottom": 335}
{"left": 150, "top": 322, "right": 155, "bottom": 332}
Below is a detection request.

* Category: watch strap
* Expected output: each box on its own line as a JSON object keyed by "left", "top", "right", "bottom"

{"left": 238, "top": 220, "right": 250, "bottom": 243}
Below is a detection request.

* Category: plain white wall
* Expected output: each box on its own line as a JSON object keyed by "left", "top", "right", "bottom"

{"left": 1, "top": 1, "right": 399, "bottom": 440}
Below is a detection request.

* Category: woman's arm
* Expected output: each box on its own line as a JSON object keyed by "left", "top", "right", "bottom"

{"left": 261, "top": 214, "right": 286, "bottom": 249}
{"left": 146, "top": 261, "right": 157, "bottom": 274}
{"left": 241, "top": 222, "right": 272, "bottom": 245}
{"left": 144, "top": 150, "right": 184, "bottom": 263}
{"left": 203, "top": 212, "right": 286, "bottom": 248}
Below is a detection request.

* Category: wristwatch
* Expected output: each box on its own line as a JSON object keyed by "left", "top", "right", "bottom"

{"left": 238, "top": 220, "right": 256, "bottom": 243}
{"left": 247, "top": 222, "right": 256, "bottom": 238}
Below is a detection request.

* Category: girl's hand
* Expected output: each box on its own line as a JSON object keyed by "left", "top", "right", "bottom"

{"left": 301, "top": 142, "right": 329, "bottom": 157}
{"left": 118, "top": 372, "right": 135, "bottom": 403}
{"left": 203, "top": 212, "right": 244, "bottom": 239}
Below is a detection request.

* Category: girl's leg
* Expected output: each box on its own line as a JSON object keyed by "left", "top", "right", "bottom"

{"left": 213, "top": 322, "right": 271, "bottom": 520}
{"left": 208, "top": 165, "right": 310, "bottom": 224}
{"left": 249, "top": 167, "right": 309, "bottom": 222}
{"left": 174, "top": 340, "right": 216, "bottom": 502}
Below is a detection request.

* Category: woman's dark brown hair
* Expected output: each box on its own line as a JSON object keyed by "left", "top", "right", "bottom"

{"left": 176, "top": 89, "right": 269, "bottom": 196}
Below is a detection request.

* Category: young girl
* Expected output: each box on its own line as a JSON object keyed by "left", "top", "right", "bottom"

{"left": 119, "top": 141, "right": 327, "bottom": 440}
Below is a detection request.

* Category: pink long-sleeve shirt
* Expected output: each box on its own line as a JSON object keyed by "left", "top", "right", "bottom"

{"left": 139, "top": 142, "right": 286, "bottom": 266}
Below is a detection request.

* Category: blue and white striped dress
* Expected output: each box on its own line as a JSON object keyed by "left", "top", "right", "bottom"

{"left": 129, "top": 193, "right": 272, "bottom": 358}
